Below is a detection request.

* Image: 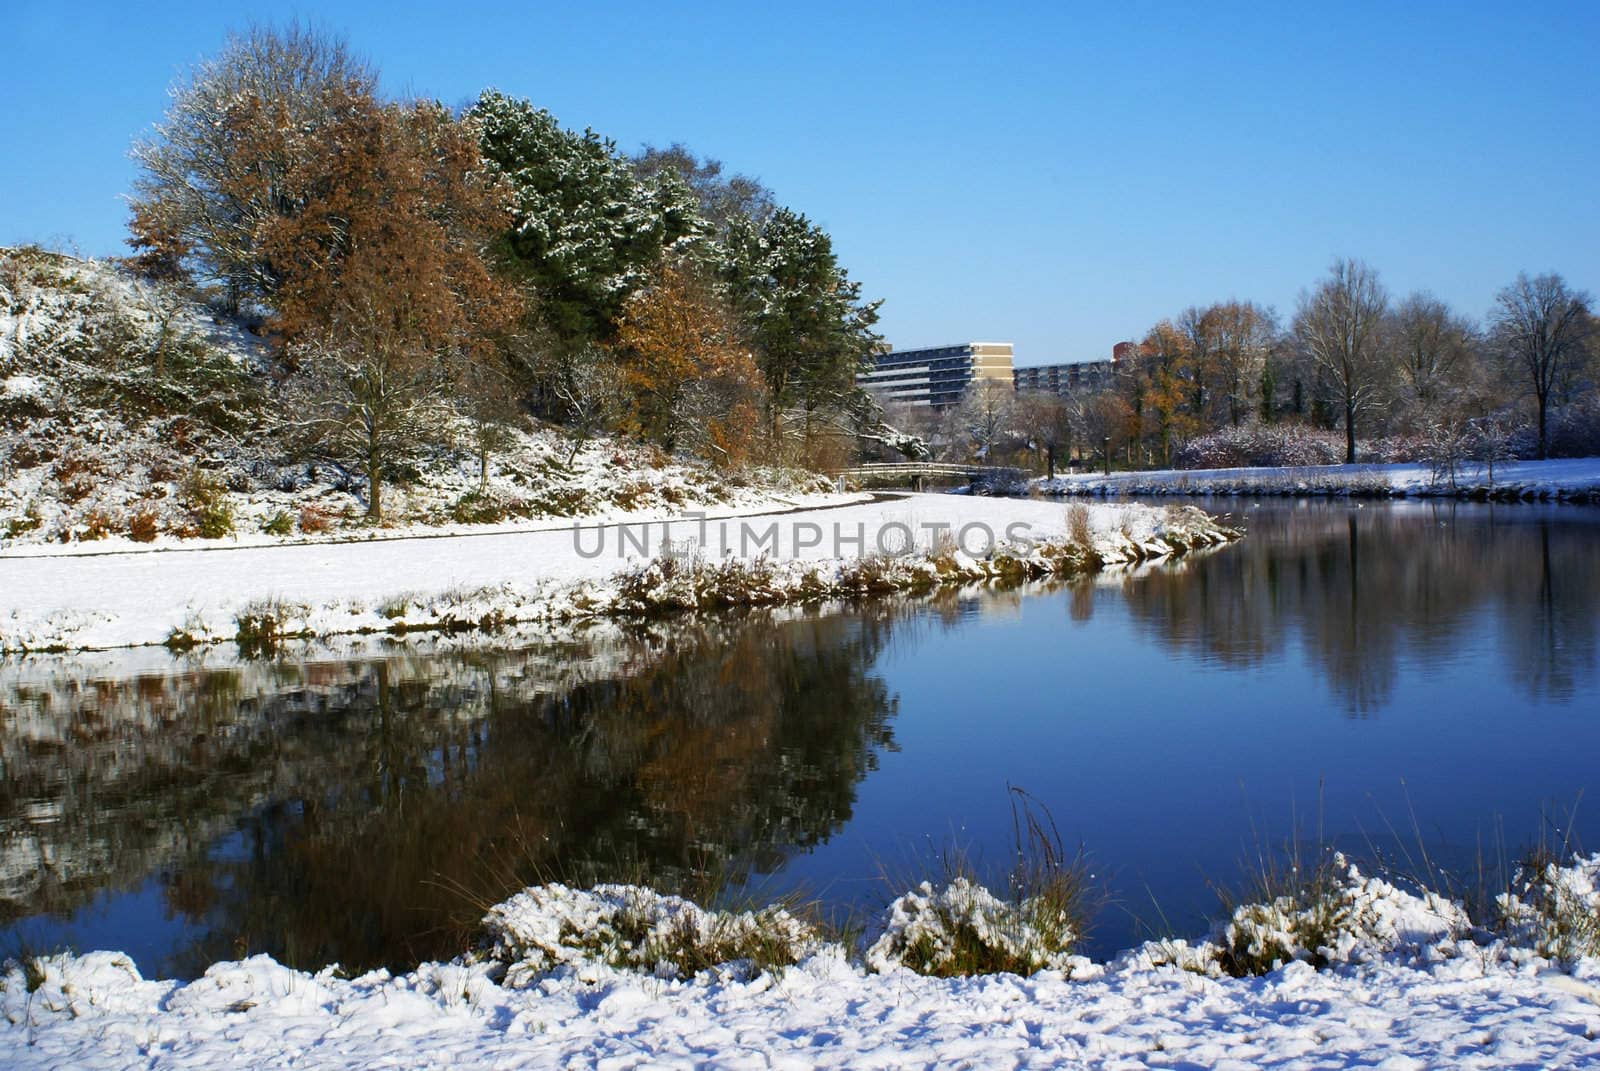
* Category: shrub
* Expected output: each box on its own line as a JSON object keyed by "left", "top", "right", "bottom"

{"left": 196, "top": 500, "right": 233, "bottom": 538}
{"left": 866, "top": 875, "right": 1083, "bottom": 977}
{"left": 127, "top": 507, "right": 160, "bottom": 542}
{"left": 1215, "top": 851, "right": 1468, "bottom": 976}
{"left": 481, "top": 884, "right": 820, "bottom": 985}
{"left": 297, "top": 503, "right": 334, "bottom": 534}
{"left": 1175, "top": 424, "right": 1345, "bottom": 469}
{"left": 4, "top": 505, "right": 42, "bottom": 539}
{"left": 180, "top": 468, "right": 233, "bottom": 538}
{"left": 52, "top": 451, "right": 102, "bottom": 503}
{"left": 234, "top": 597, "right": 308, "bottom": 657}
{"left": 451, "top": 492, "right": 506, "bottom": 525}
{"left": 1066, "top": 503, "right": 1093, "bottom": 549}
{"left": 79, "top": 508, "right": 116, "bottom": 541}
{"left": 867, "top": 788, "right": 1092, "bottom": 978}
{"left": 260, "top": 510, "right": 294, "bottom": 536}
{"left": 1495, "top": 851, "right": 1600, "bottom": 963}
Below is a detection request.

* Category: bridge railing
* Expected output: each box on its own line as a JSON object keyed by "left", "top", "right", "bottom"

{"left": 833, "top": 463, "right": 1031, "bottom": 482}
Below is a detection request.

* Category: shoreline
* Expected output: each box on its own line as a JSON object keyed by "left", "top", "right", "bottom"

{"left": 5, "top": 856, "right": 1598, "bottom": 1070}
{"left": 0, "top": 496, "right": 1240, "bottom": 655}
{"left": 1030, "top": 456, "right": 1600, "bottom": 503}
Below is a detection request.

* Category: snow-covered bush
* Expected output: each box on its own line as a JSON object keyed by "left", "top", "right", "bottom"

{"left": 1496, "top": 852, "right": 1600, "bottom": 963}
{"left": 233, "top": 597, "right": 311, "bottom": 657}
{"left": 865, "top": 876, "right": 1085, "bottom": 977}
{"left": 1218, "top": 853, "right": 1469, "bottom": 975}
{"left": 1175, "top": 424, "right": 1346, "bottom": 469}
{"left": 1505, "top": 399, "right": 1600, "bottom": 460}
{"left": 480, "top": 883, "right": 821, "bottom": 985}
{"left": 612, "top": 553, "right": 788, "bottom": 613}
{"left": 1173, "top": 423, "right": 1431, "bottom": 469}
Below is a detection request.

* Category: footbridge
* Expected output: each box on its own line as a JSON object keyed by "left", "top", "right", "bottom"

{"left": 833, "top": 462, "right": 1030, "bottom": 492}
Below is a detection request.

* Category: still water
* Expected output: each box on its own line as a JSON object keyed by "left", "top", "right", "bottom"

{"left": 3, "top": 499, "right": 1598, "bottom": 975}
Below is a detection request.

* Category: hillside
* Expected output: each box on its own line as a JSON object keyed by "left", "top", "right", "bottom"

{"left": 0, "top": 247, "right": 828, "bottom": 548}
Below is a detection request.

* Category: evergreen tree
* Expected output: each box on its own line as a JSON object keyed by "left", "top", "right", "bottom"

{"left": 721, "top": 208, "right": 881, "bottom": 443}
{"left": 469, "top": 90, "right": 702, "bottom": 349}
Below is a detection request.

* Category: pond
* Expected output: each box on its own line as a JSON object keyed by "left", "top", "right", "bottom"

{"left": 3, "top": 499, "right": 1598, "bottom": 976}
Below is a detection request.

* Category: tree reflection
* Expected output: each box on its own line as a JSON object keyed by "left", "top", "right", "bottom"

{"left": 1120, "top": 502, "right": 1600, "bottom": 714}
{"left": 0, "top": 610, "right": 902, "bottom": 976}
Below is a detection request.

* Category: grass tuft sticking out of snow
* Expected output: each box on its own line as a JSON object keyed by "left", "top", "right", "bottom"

{"left": 1496, "top": 851, "right": 1600, "bottom": 964}
{"left": 480, "top": 883, "right": 822, "bottom": 985}
{"left": 866, "top": 787, "right": 1096, "bottom": 979}
{"left": 233, "top": 597, "right": 312, "bottom": 658}
{"left": 1216, "top": 851, "right": 1470, "bottom": 976}
{"left": 865, "top": 876, "right": 1088, "bottom": 978}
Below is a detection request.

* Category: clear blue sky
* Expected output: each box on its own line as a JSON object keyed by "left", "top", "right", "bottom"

{"left": 5, "top": 1, "right": 1597, "bottom": 365}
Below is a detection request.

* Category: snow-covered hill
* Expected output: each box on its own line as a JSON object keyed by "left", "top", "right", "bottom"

{"left": 0, "top": 247, "right": 828, "bottom": 548}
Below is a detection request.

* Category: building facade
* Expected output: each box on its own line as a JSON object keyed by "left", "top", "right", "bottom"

{"left": 858, "top": 342, "right": 1014, "bottom": 409}
{"left": 1012, "top": 343, "right": 1135, "bottom": 397}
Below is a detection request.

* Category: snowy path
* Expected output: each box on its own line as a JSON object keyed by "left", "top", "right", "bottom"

{"left": 5, "top": 948, "right": 1599, "bottom": 1070}
{"left": 0, "top": 493, "right": 1138, "bottom": 651}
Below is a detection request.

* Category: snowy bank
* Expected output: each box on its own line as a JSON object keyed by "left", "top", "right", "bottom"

{"left": 1037, "top": 456, "right": 1600, "bottom": 502}
{"left": 5, "top": 857, "right": 1600, "bottom": 1070}
{"left": 0, "top": 495, "right": 1238, "bottom": 653}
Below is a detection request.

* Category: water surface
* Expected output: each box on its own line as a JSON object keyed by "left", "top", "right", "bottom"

{"left": 3, "top": 499, "right": 1597, "bottom": 973}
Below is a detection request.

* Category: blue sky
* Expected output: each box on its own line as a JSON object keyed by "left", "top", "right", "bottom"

{"left": 5, "top": 1, "right": 1597, "bottom": 364}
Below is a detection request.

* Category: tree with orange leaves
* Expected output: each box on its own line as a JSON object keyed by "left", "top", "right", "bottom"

{"left": 1132, "top": 319, "right": 1197, "bottom": 466}
{"left": 259, "top": 85, "right": 516, "bottom": 521}
{"left": 613, "top": 262, "right": 765, "bottom": 463}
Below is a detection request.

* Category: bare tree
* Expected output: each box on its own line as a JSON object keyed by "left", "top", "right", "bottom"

{"left": 1015, "top": 391, "right": 1072, "bottom": 477}
{"left": 1207, "top": 301, "right": 1276, "bottom": 427}
{"left": 1390, "top": 292, "right": 1477, "bottom": 430}
{"left": 956, "top": 378, "right": 1015, "bottom": 461}
{"left": 1293, "top": 258, "right": 1391, "bottom": 463}
{"left": 1076, "top": 391, "right": 1137, "bottom": 472}
{"left": 1490, "top": 272, "right": 1594, "bottom": 459}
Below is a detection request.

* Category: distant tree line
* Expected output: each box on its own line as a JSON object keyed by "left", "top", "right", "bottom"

{"left": 897, "top": 258, "right": 1596, "bottom": 474}
{"left": 124, "top": 23, "right": 892, "bottom": 519}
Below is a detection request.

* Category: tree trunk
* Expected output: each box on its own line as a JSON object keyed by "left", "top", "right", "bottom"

{"left": 367, "top": 432, "right": 383, "bottom": 522}
{"left": 1344, "top": 398, "right": 1357, "bottom": 464}
{"left": 1537, "top": 392, "right": 1549, "bottom": 460}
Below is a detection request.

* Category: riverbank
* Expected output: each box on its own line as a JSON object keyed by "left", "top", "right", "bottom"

{"left": 0, "top": 495, "right": 1237, "bottom": 653}
{"left": 5, "top": 856, "right": 1599, "bottom": 1070}
{"left": 1035, "top": 456, "right": 1600, "bottom": 501}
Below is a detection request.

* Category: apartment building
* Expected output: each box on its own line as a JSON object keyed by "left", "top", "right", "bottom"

{"left": 1012, "top": 342, "right": 1135, "bottom": 397}
{"left": 857, "top": 342, "right": 1014, "bottom": 409}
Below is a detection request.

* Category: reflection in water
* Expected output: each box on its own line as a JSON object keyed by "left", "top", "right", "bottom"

{"left": 1113, "top": 502, "right": 1600, "bottom": 713}
{"left": 1, "top": 608, "right": 912, "bottom": 977}
{"left": 2, "top": 502, "right": 1598, "bottom": 974}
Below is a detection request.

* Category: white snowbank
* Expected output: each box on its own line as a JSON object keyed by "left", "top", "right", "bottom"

{"left": 1039, "top": 456, "right": 1600, "bottom": 500}
{"left": 6, "top": 860, "right": 1600, "bottom": 1070}
{"left": 0, "top": 495, "right": 1233, "bottom": 652}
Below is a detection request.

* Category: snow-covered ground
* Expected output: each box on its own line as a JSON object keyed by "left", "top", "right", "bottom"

{"left": 1038, "top": 457, "right": 1600, "bottom": 500}
{"left": 6, "top": 859, "right": 1600, "bottom": 1070}
{"left": 0, "top": 494, "right": 1227, "bottom": 652}
{"left": 0, "top": 246, "right": 835, "bottom": 547}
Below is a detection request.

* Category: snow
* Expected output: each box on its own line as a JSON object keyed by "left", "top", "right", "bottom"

{"left": 1037, "top": 457, "right": 1600, "bottom": 500}
{"left": 0, "top": 494, "right": 1230, "bottom": 653}
{"left": 5, "top": 861, "right": 1600, "bottom": 1069}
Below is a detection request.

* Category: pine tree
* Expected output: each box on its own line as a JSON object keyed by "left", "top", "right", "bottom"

{"left": 721, "top": 208, "right": 881, "bottom": 447}
{"left": 469, "top": 90, "right": 702, "bottom": 348}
